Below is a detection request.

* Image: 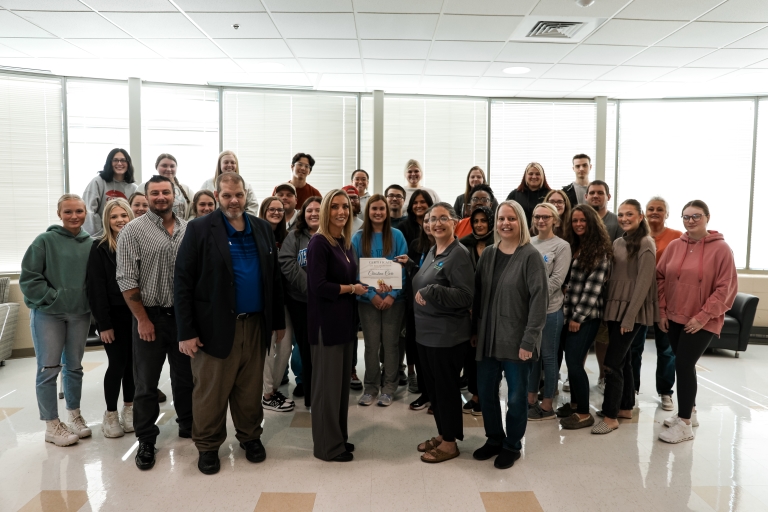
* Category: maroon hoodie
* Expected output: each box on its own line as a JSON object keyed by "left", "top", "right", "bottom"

{"left": 656, "top": 230, "right": 738, "bottom": 336}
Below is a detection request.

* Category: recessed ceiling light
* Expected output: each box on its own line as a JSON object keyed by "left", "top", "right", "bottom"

{"left": 502, "top": 66, "right": 531, "bottom": 75}
{"left": 575, "top": 0, "right": 595, "bottom": 6}
{"left": 249, "top": 62, "right": 285, "bottom": 72}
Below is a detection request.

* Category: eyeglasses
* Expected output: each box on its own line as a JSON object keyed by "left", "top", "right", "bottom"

{"left": 429, "top": 216, "right": 451, "bottom": 224}
{"left": 112, "top": 158, "right": 128, "bottom": 164}
{"left": 533, "top": 214, "right": 553, "bottom": 221}
{"left": 471, "top": 197, "right": 491, "bottom": 204}
{"left": 267, "top": 208, "right": 285, "bottom": 214}
{"left": 682, "top": 214, "right": 704, "bottom": 222}
{"left": 386, "top": 194, "right": 404, "bottom": 200}
{"left": 549, "top": 200, "right": 565, "bottom": 206}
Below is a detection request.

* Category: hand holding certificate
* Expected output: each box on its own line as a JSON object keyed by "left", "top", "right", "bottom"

{"left": 359, "top": 258, "right": 402, "bottom": 290}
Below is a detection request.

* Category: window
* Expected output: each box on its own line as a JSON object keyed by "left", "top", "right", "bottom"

{"left": 616, "top": 100, "right": 754, "bottom": 268}
{"left": 67, "top": 80, "right": 129, "bottom": 198}
{"left": 490, "top": 101, "right": 597, "bottom": 201}
{"left": 749, "top": 99, "right": 768, "bottom": 270}
{"left": 141, "top": 85, "right": 219, "bottom": 191}
{"left": 222, "top": 91, "right": 357, "bottom": 202}
{"left": 0, "top": 75, "right": 64, "bottom": 272}
{"left": 605, "top": 101, "right": 617, "bottom": 211}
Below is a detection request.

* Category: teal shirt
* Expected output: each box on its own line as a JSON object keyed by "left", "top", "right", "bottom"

{"left": 351, "top": 228, "right": 408, "bottom": 303}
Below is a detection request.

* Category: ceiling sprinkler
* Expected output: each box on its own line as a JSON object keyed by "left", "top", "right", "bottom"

{"left": 232, "top": 23, "right": 240, "bottom": 29}
{"left": 575, "top": 0, "right": 595, "bottom": 6}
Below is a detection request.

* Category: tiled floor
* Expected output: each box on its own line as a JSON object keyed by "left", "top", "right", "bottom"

{"left": 2, "top": 341, "right": 768, "bottom": 512}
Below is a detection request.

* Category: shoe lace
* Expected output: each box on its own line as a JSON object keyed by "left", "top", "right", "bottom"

{"left": 72, "top": 415, "right": 88, "bottom": 430}
{"left": 138, "top": 443, "right": 153, "bottom": 457}
{"left": 54, "top": 422, "right": 71, "bottom": 437}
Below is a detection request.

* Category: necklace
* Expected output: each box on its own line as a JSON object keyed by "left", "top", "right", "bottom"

{"left": 335, "top": 238, "right": 350, "bottom": 263}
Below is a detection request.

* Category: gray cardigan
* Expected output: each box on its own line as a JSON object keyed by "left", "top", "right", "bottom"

{"left": 279, "top": 228, "right": 311, "bottom": 302}
{"left": 473, "top": 243, "right": 548, "bottom": 361}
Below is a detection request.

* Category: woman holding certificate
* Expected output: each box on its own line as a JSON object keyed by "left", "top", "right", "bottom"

{"left": 411, "top": 203, "right": 474, "bottom": 463}
{"left": 351, "top": 194, "right": 408, "bottom": 407}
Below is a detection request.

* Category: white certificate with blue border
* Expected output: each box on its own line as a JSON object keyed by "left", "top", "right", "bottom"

{"left": 359, "top": 258, "right": 402, "bottom": 289}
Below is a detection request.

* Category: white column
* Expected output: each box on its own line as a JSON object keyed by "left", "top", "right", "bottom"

{"left": 372, "top": 90, "right": 384, "bottom": 195}
{"left": 128, "top": 77, "right": 142, "bottom": 182}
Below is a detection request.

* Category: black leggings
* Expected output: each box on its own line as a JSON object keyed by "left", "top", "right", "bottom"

{"left": 285, "top": 295, "right": 311, "bottom": 408}
{"left": 103, "top": 306, "right": 135, "bottom": 411}
{"left": 667, "top": 321, "right": 714, "bottom": 420}
{"left": 405, "top": 303, "right": 428, "bottom": 400}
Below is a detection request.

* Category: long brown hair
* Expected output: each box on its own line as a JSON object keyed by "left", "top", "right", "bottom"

{"left": 463, "top": 166, "right": 485, "bottom": 213}
{"left": 155, "top": 153, "right": 190, "bottom": 206}
{"left": 619, "top": 199, "right": 650, "bottom": 258}
{"left": 361, "top": 194, "right": 392, "bottom": 257}
{"left": 259, "top": 196, "right": 287, "bottom": 244}
{"left": 563, "top": 204, "right": 613, "bottom": 275}
{"left": 213, "top": 150, "right": 239, "bottom": 182}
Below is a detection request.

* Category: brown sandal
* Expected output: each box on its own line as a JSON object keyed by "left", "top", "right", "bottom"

{"left": 417, "top": 437, "right": 439, "bottom": 453}
{"left": 420, "top": 447, "right": 460, "bottom": 463}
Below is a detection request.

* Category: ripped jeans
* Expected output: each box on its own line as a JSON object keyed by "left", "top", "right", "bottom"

{"left": 30, "top": 310, "right": 91, "bottom": 421}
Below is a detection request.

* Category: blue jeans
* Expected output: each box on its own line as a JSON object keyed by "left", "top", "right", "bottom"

{"left": 630, "top": 325, "right": 676, "bottom": 395}
{"left": 30, "top": 310, "right": 91, "bottom": 421}
{"left": 564, "top": 318, "right": 602, "bottom": 415}
{"left": 477, "top": 355, "right": 532, "bottom": 453}
{"left": 527, "top": 310, "right": 563, "bottom": 399}
{"left": 290, "top": 333, "right": 303, "bottom": 385}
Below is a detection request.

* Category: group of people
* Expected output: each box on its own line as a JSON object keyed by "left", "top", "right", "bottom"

{"left": 19, "top": 149, "right": 738, "bottom": 475}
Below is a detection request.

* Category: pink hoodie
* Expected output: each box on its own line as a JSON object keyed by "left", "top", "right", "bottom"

{"left": 656, "top": 230, "right": 738, "bottom": 336}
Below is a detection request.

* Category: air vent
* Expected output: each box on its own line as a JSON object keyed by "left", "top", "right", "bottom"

{"left": 526, "top": 21, "right": 584, "bottom": 39}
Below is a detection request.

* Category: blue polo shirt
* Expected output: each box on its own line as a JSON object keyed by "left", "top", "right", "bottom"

{"left": 222, "top": 212, "right": 263, "bottom": 314}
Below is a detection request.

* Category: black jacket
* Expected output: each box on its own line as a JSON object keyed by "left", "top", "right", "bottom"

{"left": 174, "top": 211, "right": 285, "bottom": 359}
{"left": 506, "top": 187, "right": 550, "bottom": 228}
{"left": 86, "top": 239, "right": 127, "bottom": 332}
{"left": 562, "top": 183, "right": 579, "bottom": 211}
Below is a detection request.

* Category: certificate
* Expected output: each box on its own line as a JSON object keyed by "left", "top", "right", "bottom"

{"left": 359, "top": 258, "right": 402, "bottom": 290}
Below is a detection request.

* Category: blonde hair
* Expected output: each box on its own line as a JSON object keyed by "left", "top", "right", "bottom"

{"left": 533, "top": 202, "right": 561, "bottom": 228}
{"left": 99, "top": 198, "right": 134, "bottom": 252}
{"left": 404, "top": 159, "right": 423, "bottom": 184}
{"left": 317, "top": 189, "right": 353, "bottom": 249}
{"left": 213, "top": 150, "right": 240, "bottom": 182}
{"left": 57, "top": 193, "right": 86, "bottom": 213}
{"left": 494, "top": 200, "right": 531, "bottom": 247}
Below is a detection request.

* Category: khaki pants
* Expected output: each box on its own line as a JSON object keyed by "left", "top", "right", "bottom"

{"left": 191, "top": 313, "right": 267, "bottom": 452}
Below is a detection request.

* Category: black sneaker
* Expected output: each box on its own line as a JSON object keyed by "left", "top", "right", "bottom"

{"left": 198, "top": 450, "right": 220, "bottom": 475}
{"left": 494, "top": 449, "right": 521, "bottom": 469}
{"left": 473, "top": 442, "right": 502, "bottom": 461}
{"left": 330, "top": 451, "right": 353, "bottom": 462}
{"left": 240, "top": 439, "right": 266, "bottom": 463}
{"left": 459, "top": 375, "right": 468, "bottom": 390}
{"left": 472, "top": 400, "right": 482, "bottom": 416}
{"left": 409, "top": 395, "right": 430, "bottom": 410}
{"left": 463, "top": 399, "right": 477, "bottom": 414}
{"left": 262, "top": 394, "right": 294, "bottom": 412}
{"left": 273, "top": 390, "right": 295, "bottom": 405}
{"left": 157, "top": 390, "right": 167, "bottom": 403}
{"left": 135, "top": 442, "right": 155, "bottom": 470}
{"left": 350, "top": 372, "right": 363, "bottom": 391}
{"left": 398, "top": 370, "right": 408, "bottom": 386}
{"left": 293, "top": 383, "right": 305, "bottom": 398}
{"left": 345, "top": 442, "right": 355, "bottom": 453}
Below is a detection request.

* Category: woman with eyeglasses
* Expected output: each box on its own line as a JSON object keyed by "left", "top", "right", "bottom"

{"left": 531, "top": 190, "right": 572, "bottom": 238}
{"left": 656, "top": 200, "right": 737, "bottom": 444}
{"left": 455, "top": 184, "right": 498, "bottom": 238}
{"left": 259, "top": 197, "right": 294, "bottom": 413}
{"left": 472, "top": 200, "right": 547, "bottom": 469}
{"left": 82, "top": 148, "right": 138, "bottom": 238}
{"left": 506, "top": 162, "right": 552, "bottom": 228}
{"left": 527, "top": 203, "right": 571, "bottom": 421}
{"left": 410, "top": 203, "right": 473, "bottom": 463}
{"left": 454, "top": 166, "right": 486, "bottom": 219}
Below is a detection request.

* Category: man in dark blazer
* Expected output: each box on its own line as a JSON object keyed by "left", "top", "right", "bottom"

{"left": 174, "top": 172, "right": 285, "bottom": 475}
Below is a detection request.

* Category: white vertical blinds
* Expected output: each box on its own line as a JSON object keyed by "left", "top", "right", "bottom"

{"left": 141, "top": 85, "right": 219, "bottom": 191}
{"left": 0, "top": 76, "right": 64, "bottom": 272}
{"left": 617, "top": 100, "right": 754, "bottom": 268}
{"left": 67, "top": 80, "right": 130, "bottom": 198}
{"left": 748, "top": 99, "right": 767, "bottom": 270}
{"left": 605, "top": 101, "right": 617, "bottom": 212}
{"left": 490, "top": 101, "right": 597, "bottom": 201}
{"left": 222, "top": 91, "right": 358, "bottom": 203}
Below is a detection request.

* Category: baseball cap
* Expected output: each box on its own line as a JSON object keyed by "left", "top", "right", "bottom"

{"left": 275, "top": 183, "right": 297, "bottom": 195}
{"left": 342, "top": 185, "right": 359, "bottom": 197}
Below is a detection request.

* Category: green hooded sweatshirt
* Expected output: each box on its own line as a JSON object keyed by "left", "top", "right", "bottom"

{"left": 20, "top": 225, "right": 92, "bottom": 315}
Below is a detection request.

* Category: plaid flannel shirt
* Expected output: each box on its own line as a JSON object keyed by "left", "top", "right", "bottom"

{"left": 563, "top": 255, "right": 611, "bottom": 324}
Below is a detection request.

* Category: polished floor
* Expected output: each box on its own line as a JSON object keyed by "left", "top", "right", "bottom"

{"left": 1, "top": 340, "right": 768, "bottom": 512}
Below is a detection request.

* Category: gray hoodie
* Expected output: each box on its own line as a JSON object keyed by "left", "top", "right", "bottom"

{"left": 279, "top": 228, "right": 311, "bottom": 302}
{"left": 82, "top": 176, "right": 138, "bottom": 238}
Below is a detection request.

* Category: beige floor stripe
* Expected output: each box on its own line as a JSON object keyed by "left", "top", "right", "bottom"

{"left": 17, "top": 491, "right": 89, "bottom": 512}
{"left": 82, "top": 362, "right": 103, "bottom": 372}
{"left": 0, "top": 407, "right": 22, "bottom": 421}
{"left": 463, "top": 414, "right": 484, "bottom": 427}
{"left": 254, "top": 492, "right": 315, "bottom": 512}
{"left": 693, "top": 486, "right": 767, "bottom": 511}
{"left": 481, "top": 491, "right": 544, "bottom": 512}
{"left": 290, "top": 411, "right": 312, "bottom": 428}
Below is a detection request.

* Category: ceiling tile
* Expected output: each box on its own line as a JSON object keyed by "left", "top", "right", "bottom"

{"left": 235, "top": 58, "right": 303, "bottom": 72}
{"left": 0, "top": 0, "right": 87, "bottom": 9}
{"left": 0, "top": 10, "right": 55, "bottom": 37}
{"left": 560, "top": 45, "right": 646, "bottom": 65}
{"left": 363, "top": 59, "right": 424, "bottom": 74}
{"left": 366, "top": 74, "right": 421, "bottom": 87}
{"left": 542, "top": 64, "right": 614, "bottom": 80}
{"left": 353, "top": 0, "right": 443, "bottom": 13}
{"left": 526, "top": 78, "right": 591, "bottom": 91}
{"left": 616, "top": 81, "right": 691, "bottom": 98}
{"left": 141, "top": 39, "right": 227, "bottom": 58}
{"left": 659, "top": 22, "right": 765, "bottom": 48}
{"left": 475, "top": 76, "right": 536, "bottom": 89}
{"left": 300, "top": 58, "right": 363, "bottom": 73}
{"left": 598, "top": 66, "right": 674, "bottom": 81}
{"left": 689, "top": 48, "right": 768, "bottom": 68}
{"left": 264, "top": 0, "right": 352, "bottom": 11}
{"left": 288, "top": 39, "right": 360, "bottom": 58}
{"left": 66, "top": 39, "right": 162, "bottom": 58}
{"left": 623, "top": 46, "right": 712, "bottom": 66}
{"left": 164, "top": 58, "right": 242, "bottom": 73}
{"left": 700, "top": 0, "right": 768, "bottom": 22}
{"left": 429, "top": 41, "right": 504, "bottom": 61}
{"left": 616, "top": 0, "right": 722, "bottom": 21}
{"left": 443, "top": 0, "right": 537, "bottom": 16}
{"left": 318, "top": 73, "right": 365, "bottom": 87}
{"left": 435, "top": 15, "right": 523, "bottom": 42}
{"left": 655, "top": 67, "right": 735, "bottom": 82}
{"left": 356, "top": 14, "right": 439, "bottom": 40}
{"left": 519, "top": 91, "right": 569, "bottom": 98}
{"left": 360, "top": 40, "right": 431, "bottom": 59}
{"left": 174, "top": 0, "right": 265, "bottom": 12}
{"left": 186, "top": 13, "right": 280, "bottom": 38}
{"left": 228, "top": 72, "right": 312, "bottom": 86}
{"left": 531, "top": 0, "right": 637, "bottom": 18}
{"left": 484, "top": 61, "right": 550, "bottom": 78}
{"left": 421, "top": 75, "right": 478, "bottom": 88}
{"left": 214, "top": 38, "right": 293, "bottom": 58}
{"left": 0, "top": 37, "right": 93, "bottom": 58}
{"left": 15, "top": 11, "right": 130, "bottom": 38}
{"left": 578, "top": 80, "right": 644, "bottom": 92}
{"left": 0, "top": 45, "right": 29, "bottom": 57}
{"left": 727, "top": 27, "right": 768, "bottom": 49}
{"left": 748, "top": 58, "right": 768, "bottom": 69}
{"left": 271, "top": 13, "right": 357, "bottom": 39}
{"left": 424, "top": 60, "right": 487, "bottom": 76}
{"left": 496, "top": 42, "right": 576, "bottom": 63}
{"left": 85, "top": 0, "right": 176, "bottom": 11}
{"left": 585, "top": 20, "right": 687, "bottom": 46}
{"left": 104, "top": 13, "right": 205, "bottom": 38}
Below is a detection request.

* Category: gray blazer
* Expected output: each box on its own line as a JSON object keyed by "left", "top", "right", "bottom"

{"left": 473, "top": 243, "right": 548, "bottom": 361}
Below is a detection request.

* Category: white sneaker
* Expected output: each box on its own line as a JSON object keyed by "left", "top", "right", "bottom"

{"left": 101, "top": 410, "right": 124, "bottom": 438}
{"left": 66, "top": 409, "right": 92, "bottom": 438}
{"left": 664, "top": 409, "right": 699, "bottom": 428}
{"left": 358, "top": 394, "right": 374, "bottom": 406}
{"left": 659, "top": 418, "right": 694, "bottom": 444}
{"left": 121, "top": 405, "right": 134, "bottom": 433}
{"left": 45, "top": 420, "right": 79, "bottom": 447}
{"left": 660, "top": 395, "right": 674, "bottom": 411}
{"left": 597, "top": 378, "right": 606, "bottom": 394}
{"left": 562, "top": 379, "right": 570, "bottom": 392}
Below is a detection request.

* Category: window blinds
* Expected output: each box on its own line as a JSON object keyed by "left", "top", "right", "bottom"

{"left": 751, "top": 99, "right": 768, "bottom": 270}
